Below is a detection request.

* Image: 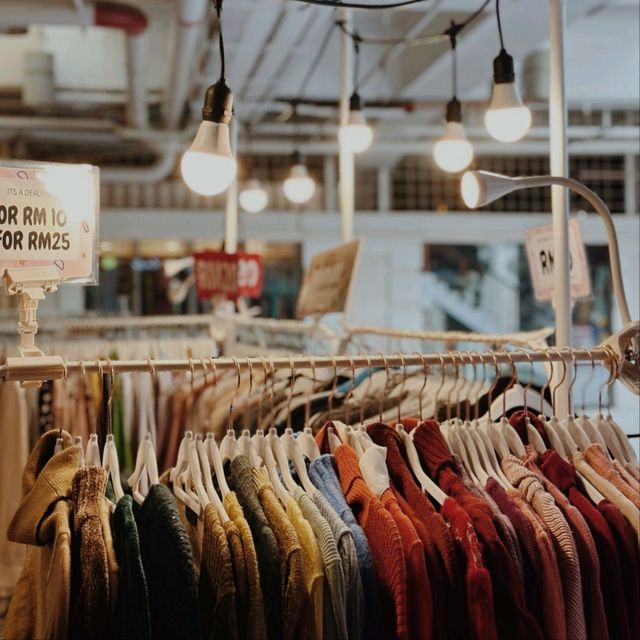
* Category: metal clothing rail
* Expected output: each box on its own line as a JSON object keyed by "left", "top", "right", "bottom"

{"left": 0, "top": 347, "right": 614, "bottom": 384}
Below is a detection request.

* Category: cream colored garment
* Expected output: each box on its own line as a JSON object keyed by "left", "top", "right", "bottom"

{"left": 5, "top": 431, "right": 82, "bottom": 640}
{"left": 573, "top": 450, "right": 640, "bottom": 541}
{"left": 0, "top": 382, "right": 29, "bottom": 602}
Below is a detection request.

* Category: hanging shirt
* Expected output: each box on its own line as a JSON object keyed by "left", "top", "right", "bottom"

{"left": 285, "top": 496, "right": 325, "bottom": 640}
{"left": 229, "top": 456, "right": 282, "bottom": 640}
{"left": 309, "top": 453, "right": 383, "bottom": 640}
{"left": 5, "top": 431, "right": 81, "bottom": 640}
{"left": 252, "top": 468, "right": 311, "bottom": 640}
{"left": 223, "top": 491, "right": 268, "bottom": 640}
{"left": 110, "top": 495, "right": 151, "bottom": 640}
{"left": 370, "top": 421, "right": 461, "bottom": 640}
{"left": 501, "top": 455, "right": 586, "bottom": 640}
{"left": 136, "top": 484, "right": 200, "bottom": 640}
{"left": 69, "top": 466, "right": 120, "bottom": 640}
{"left": 541, "top": 450, "right": 634, "bottom": 640}
{"left": 330, "top": 441, "right": 409, "bottom": 640}
{"left": 413, "top": 421, "right": 543, "bottom": 640}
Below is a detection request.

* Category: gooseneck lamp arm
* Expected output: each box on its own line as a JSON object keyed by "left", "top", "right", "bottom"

{"left": 461, "top": 171, "right": 632, "bottom": 326}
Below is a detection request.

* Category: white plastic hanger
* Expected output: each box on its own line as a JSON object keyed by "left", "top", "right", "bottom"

{"left": 85, "top": 433, "right": 102, "bottom": 467}
{"left": 253, "top": 429, "right": 290, "bottom": 506}
{"left": 172, "top": 433, "right": 205, "bottom": 515}
{"left": 238, "top": 429, "right": 262, "bottom": 468}
{"left": 103, "top": 434, "right": 124, "bottom": 511}
{"left": 358, "top": 445, "right": 390, "bottom": 498}
{"left": 128, "top": 433, "right": 160, "bottom": 505}
{"left": 281, "top": 428, "right": 317, "bottom": 494}
{"left": 299, "top": 427, "right": 321, "bottom": 462}
{"left": 267, "top": 427, "right": 299, "bottom": 493}
{"left": 220, "top": 428, "right": 239, "bottom": 463}
{"left": 206, "top": 433, "right": 231, "bottom": 496}
{"left": 74, "top": 436, "right": 85, "bottom": 466}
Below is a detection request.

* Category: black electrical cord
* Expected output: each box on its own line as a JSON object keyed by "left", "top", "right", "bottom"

{"left": 353, "top": 31, "right": 361, "bottom": 92}
{"left": 334, "top": 0, "right": 489, "bottom": 46}
{"left": 496, "top": 0, "right": 505, "bottom": 50}
{"left": 450, "top": 30, "right": 457, "bottom": 99}
{"left": 290, "top": 0, "right": 430, "bottom": 9}
{"left": 214, "top": 0, "right": 225, "bottom": 80}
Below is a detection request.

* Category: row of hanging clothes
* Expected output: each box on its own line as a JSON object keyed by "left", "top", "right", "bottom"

{"left": 1, "top": 347, "right": 639, "bottom": 640}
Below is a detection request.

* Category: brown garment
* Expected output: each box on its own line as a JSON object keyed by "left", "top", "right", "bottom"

{"left": 224, "top": 491, "right": 268, "bottom": 640}
{"left": 200, "top": 503, "right": 238, "bottom": 640}
{"left": 69, "top": 466, "right": 120, "bottom": 640}
{"left": 252, "top": 468, "right": 312, "bottom": 640}
{"left": 5, "top": 430, "right": 81, "bottom": 640}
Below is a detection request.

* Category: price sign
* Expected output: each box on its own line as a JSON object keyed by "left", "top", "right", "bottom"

{"left": 194, "top": 251, "right": 264, "bottom": 300}
{"left": 296, "top": 239, "right": 362, "bottom": 318}
{"left": 525, "top": 218, "right": 591, "bottom": 302}
{"left": 0, "top": 161, "right": 99, "bottom": 283}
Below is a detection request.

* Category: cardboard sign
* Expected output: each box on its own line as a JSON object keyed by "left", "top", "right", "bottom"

{"left": 296, "top": 239, "right": 362, "bottom": 318}
{"left": 525, "top": 218, "right": 591, "bottom": 302}
{"left": 194, "top": 251, "right": 263, "bottom": 300}
{"left": 0, "top": 161, "right": 99, "bottom": 284}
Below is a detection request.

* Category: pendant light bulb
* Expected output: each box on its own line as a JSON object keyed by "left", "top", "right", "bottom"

{"left": 181, "top": 79, "right": 237, "bottom": 196}
{"left": 338, "top": 93, "right": 373, "bottom": 154}
{"left": 484, "top": 49, "right": 531, "bottom": 143}
{"left": 239, "top": 178, "right": 268, "bottom": 213}
{"left": 433, "top": 98, "right": 474, "bottom": 173}
{"left": 283, "top": 153, "right": 316, "bottom": 205}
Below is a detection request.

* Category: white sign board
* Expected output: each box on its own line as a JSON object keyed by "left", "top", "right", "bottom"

{"left": 0, "top": 161, "right": 99, "bottom": 284}
{"left": 525, "top": 218, "right": 591, "bottom": 302}
{"left": 296, "top": 239, "right": 362, "bottom": 318}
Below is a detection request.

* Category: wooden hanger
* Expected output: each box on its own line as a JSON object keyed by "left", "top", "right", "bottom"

{"left": 253, "top": 429, "right": 290, "bottom": 505}
{"left": 85, "top": 433, "right": 102, "bottom": 467}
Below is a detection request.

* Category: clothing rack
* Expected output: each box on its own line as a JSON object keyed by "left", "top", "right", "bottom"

{"left": 343, "top": 325, "right": 555, "bottom": 348}
{"left": 0, "top": 346, "right": 615, "bottom": 385}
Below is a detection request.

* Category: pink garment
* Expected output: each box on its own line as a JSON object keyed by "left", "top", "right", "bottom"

{"left": 584, "top": 444, "right": 640, "bottom": 509}
{"left": 507, "top": 489, "right": 567, "bottom": 640}
{"left": 613, "top": 459, "right": 640, "bottom": 494}
{"left": 502, "top": 455, "right": 586, "bottom": 640}
{"left": 523, "top": 447, "right": 608, "bottom": 640}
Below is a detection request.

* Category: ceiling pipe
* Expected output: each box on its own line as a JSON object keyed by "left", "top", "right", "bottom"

{"left": 164, "top": 0, "right": 210, "bottom": 129}
{"left": 100, "top": 142, "right": 181, "bottom": 183}
{"left": 0, "top": 1, "right": 149, "bottom": 129}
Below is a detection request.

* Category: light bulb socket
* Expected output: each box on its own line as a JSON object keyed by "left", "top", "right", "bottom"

{"left": 349, "top": 92, "right": 363, "bottom": 112}
{"left": 202, "top": 79, "right": 233, "bottom": 124}
{"left": 445, "top": 97, "right": 462, "bottom": 123}
{"left": 492, "top": 48, "right": 515, "bottom": 85}
{"left": 291, "top": 150, "right": 304, "bottom": 166}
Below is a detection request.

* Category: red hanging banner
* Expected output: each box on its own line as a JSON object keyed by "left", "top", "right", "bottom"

{"left": 193, "top": 251, "right": 263, "bottom": 300}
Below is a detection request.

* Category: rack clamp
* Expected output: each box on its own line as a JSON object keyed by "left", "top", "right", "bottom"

{"left": 3, "top": 266, "right": 66, "bottom": 388}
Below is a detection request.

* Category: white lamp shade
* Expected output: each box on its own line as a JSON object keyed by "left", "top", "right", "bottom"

{"left": 461, "top": 170, "right": 517, "bottom": 208}
{"left": 181, "top": 121, "right": 237, "bottom": 196}
{"left": 338, "top": 109, "right": 373, "bottom": 154}
{"left": 239, "top": 179, "right": 269, "bottom": 213}
{"left": 283, "top": 164, "right": 316, "bottom": 204}
{"left": 484, "top": 82, "right": 532, "bottom": 143}
{"left": 433, "top": 121, "right": 474, "bottom": 173}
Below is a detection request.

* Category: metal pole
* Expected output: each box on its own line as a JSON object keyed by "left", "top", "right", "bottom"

{"left": 549, "top": 0, "right": 571, "bottom": 417}
{"left": 224, "top": 119, "right": 239, "bottom": 254}
{"left": 339, "top": 6, "right": 355, "bottom": 242}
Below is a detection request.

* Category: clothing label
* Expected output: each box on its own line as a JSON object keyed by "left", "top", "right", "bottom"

{"left": 525, "top": 218, "right": 591, "bottom": 302}
{"left": 296, "top": 239, "right": 362, "bottom": 318}
{"left": 0, "top": 162, "right": 99, "bottom": 283}
{"left": 194, "top": 251, "right": 264, "bottom": 300}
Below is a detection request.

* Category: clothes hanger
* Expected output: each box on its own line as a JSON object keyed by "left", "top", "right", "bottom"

{"left": 86, "top": 433, "right": 102, "bottom": 467}
{"left": 464, "top": 351, "right": 512, "bottom": 488}
{"left": 279, "top": 358, "right": 320, "bottom": 493}
{"left": 535, "top": 351, "right": 569, "bottom": 458}
{"left": 518, "top": 349, "right": 548, "bottom": 454}
{"left": 101, "top": 360, "right": 124, "bottom": 512}
{"left": 394, "top": 353, "right": 446, "bottom": 505}
{"left": 219, "top": 358, "right": 241, "bottom": 463}
{"left": 204, "top": 358, "right": 231, "bottom": 496}
{"left": 560, "top": 349, "right": 593, "bottom": 451}
{"left": 575, "top": 349, "right": 619, "bottom": 456}
{"left": 325, "top": 358, "right": 342, "bottom": 454}
{"left": 236, "top": 360, "right": 262, "bottom": 468}
{"left": 336, "top": 356, "right": 366, "bottom": 456}
{"left": 171, "top": 432, "right": 204, "bottom": 515}
{"left": 294, "top": 356, "right": 321, "bottom": 461}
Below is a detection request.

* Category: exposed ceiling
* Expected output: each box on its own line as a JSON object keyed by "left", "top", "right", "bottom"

{"left": 0, "top": 0, "right": 638, "bottom": 171}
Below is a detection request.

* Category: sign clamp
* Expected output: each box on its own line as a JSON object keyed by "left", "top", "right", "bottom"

{"left": 3, "top": 266, "right": 66, "bottom": 388}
